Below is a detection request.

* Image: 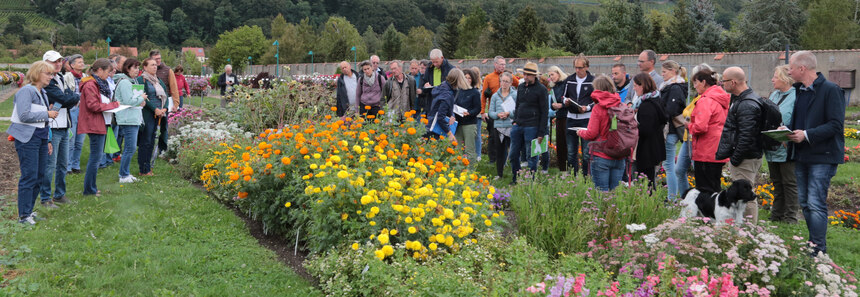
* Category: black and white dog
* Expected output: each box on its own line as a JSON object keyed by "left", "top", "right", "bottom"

{"left": 679, "top": 179, "right": 756, "bottom": 224}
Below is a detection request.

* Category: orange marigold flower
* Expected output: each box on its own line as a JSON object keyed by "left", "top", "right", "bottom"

{"left": 300, "top": 147, "right": 309, "bottom": 155}
{"left": 407, "top": 127, "right": 417, "bottom": 135}
{"left": 331, "top": 106, "right": 338, "bottom": 111}
{"left": 237, "top": 192, "right": 248, "bottom": 199}
{"left": 281, "top": 157, "right": 291, "bottom": 165}
{"left": 378, "top": 110, "right": 385, "bottom": 115}
{"left": 242, "top": 152, "right": 250, "bottom": 161}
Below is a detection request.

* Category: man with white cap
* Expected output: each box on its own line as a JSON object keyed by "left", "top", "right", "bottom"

{"left": 39, "top": 50, "right": 80, "bottom": 208}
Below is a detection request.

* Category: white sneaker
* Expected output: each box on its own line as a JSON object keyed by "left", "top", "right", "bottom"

{"left": 119, "top": 176, "right": 137, "bottom": 183}
{"left": 477, "top": 156, "right": 482, "bottom": 162}
{"left": 19, "top": 216, "right": 36, "bottom": 225}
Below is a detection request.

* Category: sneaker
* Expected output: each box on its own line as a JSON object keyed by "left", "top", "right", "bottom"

{"left": 53, "top": 196, "right": 70, "bottom": 204}
{"left": 41, "top": 201, "right": 59, "bottom": 209}
{"left": 119, "top": 175, "right": 138, "bottom": 183}
{"left": 29, "top": 212, "right": 44, "bottom": 221}
{"left": 19, "top": 216, "right": 36, "bottom": 225}
{"left": 477, "top": 156, "right": 482, "bottom": 162}
{"left": 71, "top": 168, "right": 81, "bottom": 174}
{"left": 112, "top": 156, "right": 122, "bottom": 162}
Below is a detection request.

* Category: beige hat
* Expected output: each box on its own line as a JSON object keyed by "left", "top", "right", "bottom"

{"left": 43, "top": 50, "right": 63, "bottom": 62}
{"left": 523, "top": 62, "right": 539, "bottom": 75}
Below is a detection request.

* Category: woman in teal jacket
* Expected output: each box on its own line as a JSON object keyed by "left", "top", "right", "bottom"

{"left": 765, "top": 65, "right": 799, "bottom": 224}
{"left": 114, "top": 58, "right": 147, "bottom": 183}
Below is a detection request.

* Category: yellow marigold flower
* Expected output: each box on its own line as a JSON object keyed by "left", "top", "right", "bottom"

{"left": 389, "top": 229, "right": 398, "bottom": 235}
{"left": 360, "top": 195, "right": 373, "bottom": 205}
{"left": 378, "top": 233, "right": 389, "bottom": 244}
{"left": 371, "top": 206, "right": 380, "bottom": 214}
{"left": 369, "top": 221, "right": 376, "bottom": 226}
{"left": 408, "top": 227, "right": 417, "bottom": 234}
{"left": 284, "top": 202, "right": 292, "bottom": 208}
{"left": 484, "top": 219, "right": 492, "bottom": 226}
{"left": 337, "top": 170, "right": 349, "bottom": 179}
{"left": 426, "top": 200, "right": 437, "bottom": 208}
{"left": 444, "top": 236, "right": 454, "bottom": 246}
{"left": 309, "top": 164, "right": 318, "bottom": 170}
{"left": 341, "top": 213, "right": 348, "bottom": 220}
{"left": 429, "top": 243, "right": 438, "bottom": 251}
{"left": 382, "top": 245, "right": 394, "bottom": 256}
{"left": 405, "top": 217, "right": 413, "bottom": 224}
{"left": 352, "top": 243, "right": 359, "bottom": 250}
{"left": 375, "top": 249, "right": 385, "bottom": 260}
{"left": 435, "top": 234, "right": 446, "bottom": 242}
{"left": 330, "top": 155, "right": 341, "bottom": 163}
{"left": 452, "top": 219, "right": 461, "bottom": 227}
{"left": 313, "top": 153, "right": 321, "bottom": 159}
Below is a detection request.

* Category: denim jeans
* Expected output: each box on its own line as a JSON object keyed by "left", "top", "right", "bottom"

{"left": 509, "top": 125, "right": 538, "bottom": 183}
{"left": 69, "top": 106, "right": 86, "bottom": 170}
{"left": 675, "top": 141, "right": 692, "bottom": 195}
{"left": 566, "top": 119, "right": 590, "bottom": 176}
{"left": 475, "top": 119, "right": 482, "bottom": 158}
{"left": 795, "top": 162, "right": 837, "bottom": 254}
{"left": 179, "top": 95, "right": 185, "bottom": 108}
{"left": 663, "top": 133, "right": 680, "bottom": 201}
{"left": 15, "top": 138, "right": 48, "bottom": 219}
{"left": 83, "top": 133, "right": 106, "bottom": 195}
{"left": 118, "top": 125, "right": 140, "bottom": 178}
{"left": 591, "top": 156, "right": 626, "bottom": 191}
{"left": 39, "top": 128, "right": 69, "bottom": 202}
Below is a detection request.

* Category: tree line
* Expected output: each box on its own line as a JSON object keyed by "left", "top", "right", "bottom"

{"left": 2, "top": 0, "right": 859, "bottom": 68}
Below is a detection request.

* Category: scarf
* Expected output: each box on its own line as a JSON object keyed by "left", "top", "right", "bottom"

{"left": 93, "top": 76, "right": 112, "bottom": 99}
{"left": 71, "top": 69, "right": 83, "bottom": 78}
{"left": 363, "top": 71, "right": 377, "bottom": 87}
{"left": 142, "top": 72, "right": 167, "bottom": 101}
{"left": 659, "top": 75, "right": 685, "bottom": 91}
{"left": 633, "top": 90, "right": 660, "bottom": 110}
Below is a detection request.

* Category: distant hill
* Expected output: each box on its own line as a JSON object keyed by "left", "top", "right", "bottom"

{"left": 0, "top": 0, "right": 59, "bottom": 30}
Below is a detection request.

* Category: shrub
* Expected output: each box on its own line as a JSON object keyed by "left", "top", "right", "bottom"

{"left": 200, "top": 109, "right": 506, "bottom": 256}
{"left": 510, "top": 172, "right": 676, "bottom": 255}
{"left": 305, "top": 232, "right": 611, "bottom": 296}
{"left": 225, "top": 81, "right": 334, "bottom": 132}
{"left": 581, "top": 217, "right": 859, "bottom": 296}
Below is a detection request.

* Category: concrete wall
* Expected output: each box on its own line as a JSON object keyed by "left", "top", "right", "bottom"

{"left": 250, "top": 49, "right": 860, "bottom": 105}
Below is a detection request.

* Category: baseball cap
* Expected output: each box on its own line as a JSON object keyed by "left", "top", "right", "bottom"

{"left": 43, "top": 50, "right": 63, "bottom": 62}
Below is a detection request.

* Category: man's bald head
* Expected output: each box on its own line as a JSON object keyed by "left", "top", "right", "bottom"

{"left": 721, "top": 67, "right": 748, "bottom": 95}
{"left": 723, "top": 67, "right": 746, "bottom": 82}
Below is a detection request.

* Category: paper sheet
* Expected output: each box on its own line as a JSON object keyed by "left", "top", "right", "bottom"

{"left": 530, "top": 137, "right": 548, "bottom": 157}
{"left": 453, "top": 105, "right": 467, "bottom": 117}
{"left": 762, "top": 129, "right": 792, "bottom": 142}
{"left": 501, "top": 98, "right": 515, "bottom": 113}
{"left": 105, "top": 105, "right": 133, "bottom": 113}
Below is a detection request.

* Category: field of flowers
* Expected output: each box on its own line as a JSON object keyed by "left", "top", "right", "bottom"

{"left": 162, "top": 81, "right": 860, "bottom": 296}
{"left": 0, "top": 71, "right": 24, "bottom": 87}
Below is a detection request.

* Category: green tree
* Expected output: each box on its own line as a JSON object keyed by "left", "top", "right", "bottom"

{"left": 214, "top": 0, "right": 239, "bottom": 35}
{"left": 490, "top": 2, "right": 515, "bottom": 57}
{"left": 271, "top": 14, "right": 288, "bottom": 39}
{"left": 455, "top": 5, "right": 488, "bottom": 58}
{"left": 800, "top": 0, "right": 860, "bottom": 49}
{"left": 660, "top": 0, "right": 696, "bottom": 53}
{"left": 402, "top": 26, "right": 434, "bottom": 59}
{"left": 624, "top": 1, "right": 652, "bottom": 53}
{"left": 439, "top": 14, "right": 460, "bottom": 58}
{"left": 730, "top": 0, "right": 805, "bottom": 51}
{"left": 317, "top": 16, "right": 366, "bottom": 62}
{"left": 688, "top": 0, "right": 724, "bottom": 52}
{"left": 363, "top": 26, "right": 381, "bottom": 55}
{"left": 554, "top": 8, "right": 584, "bottom": 54}
{"left": 210, "top": 25, "right": 269, "bottom": 72}
{"left": 4, "top": 15, "right": 26, "bottom": 38}
{"left": 509, "top": 6, "right": 550, "bottom": 56}
{"left": 168, "top": 8, "right": 192, "bottom": 45}
{"left": 181, "top": 50, "right": 204, "bottom": 75}
{"left": 381, "top": 24, "right": 403, "bottom": 60}
{"left": 587, "top": 0, "right": 634, "bottom": 55}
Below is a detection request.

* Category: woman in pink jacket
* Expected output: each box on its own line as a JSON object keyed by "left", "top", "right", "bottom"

{"left": 577, "top": 75, "right": 625, "bottom": 191}
{"left": 688, "top": 69, "right": 730, "bottom": 193}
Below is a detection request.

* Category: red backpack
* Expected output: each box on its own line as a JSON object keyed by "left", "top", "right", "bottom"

{"left": 589, "top": 104, "right": 639, "bottom": 159}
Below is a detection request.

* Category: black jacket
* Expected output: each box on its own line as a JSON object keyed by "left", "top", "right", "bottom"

{"left": 788, "top": 73, "right": 845, "bottom": 164}
{"left": 335, "top": 70, "right": 359, "bottom": 117}
{"left": 217, "top": 73, "right": 237, "bottom": 96}
{"left": 558, "top": 72, "right": 594, "bottom": 116}
{"left": 635, "top": 95, "right": 668, "bottom": 168}
{"left": 418, "top": 59, "right": 454, "bottom": 88}
{"left": 512, "top": 79, "right": 549, "bottom": 136}
{"left": 716, "top": 88, "right": 764, "bottom": 165}
{"left": 550, "top": 82, "right": 566, "bottom": 118}
{"left": 454, "top": 88, "right": 481, "bottom": 125}
{"left": 659, "top": 82, "right": 688, "bottom": 137}
{"left": 44, "top": 74, "right": 81, "bottom": 128}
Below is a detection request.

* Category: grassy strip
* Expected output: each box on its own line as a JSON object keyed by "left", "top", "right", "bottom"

{"left": 1, "top": 137, "right": 321, "bottom": 296}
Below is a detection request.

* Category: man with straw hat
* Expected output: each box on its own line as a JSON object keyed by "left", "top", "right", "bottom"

{"left": 508, "top": 62, "right": 548, "bottom": 184}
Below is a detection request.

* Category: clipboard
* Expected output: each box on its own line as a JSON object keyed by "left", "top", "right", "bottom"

{"left": 11, "top": 103, "right": 48, "bottom": 128}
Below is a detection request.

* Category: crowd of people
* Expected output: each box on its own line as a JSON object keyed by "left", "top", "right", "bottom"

{"left": 9, "top": 49, "right": 189, "bottom": 225}
{"left": 335, "top": 49, "right": 845, "bottom": 255}
{"left": 10, "top": 46, "right": 845, "bottom": 255}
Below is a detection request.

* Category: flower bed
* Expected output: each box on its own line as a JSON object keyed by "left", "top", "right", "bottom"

{"left": 846, "top": 128, "right": 860, "bottom": 141}
{"left": 185, "top": 75, "right": 211, "bottom": 96}
{"left": 831, "top": 210, "right": 860, "bottom": 230}
{"left": 200, "top": 109, "right": 504, "bottom": 256}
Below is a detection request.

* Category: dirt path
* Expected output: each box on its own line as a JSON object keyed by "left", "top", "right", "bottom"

{"left": 0, "top": 87, "right": 18, "bottom": 196}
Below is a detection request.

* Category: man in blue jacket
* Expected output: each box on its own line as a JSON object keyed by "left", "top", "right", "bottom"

{"left": 40, "top": 50, "right": 80, "bottom": 208}
{"left": 418, "top": 49, "right": 454, "bottom": 118}
{"left": 786, "top": 51, "right": 846, "bottom": 256}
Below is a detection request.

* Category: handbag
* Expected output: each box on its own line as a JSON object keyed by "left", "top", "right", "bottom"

{"left": 104, "top": 126, "right": 120, "bottom": 154}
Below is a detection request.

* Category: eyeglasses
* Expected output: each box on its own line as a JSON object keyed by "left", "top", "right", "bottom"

{"left": 721, "top": 79, "right": 734, "bottom": 83}
{"left": 575, "top": 67, "right": 586, "bottom": 70}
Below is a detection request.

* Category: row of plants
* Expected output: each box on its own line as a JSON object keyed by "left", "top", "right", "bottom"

{"left": 0, "top": 71, "right": 23, "bottom": 86}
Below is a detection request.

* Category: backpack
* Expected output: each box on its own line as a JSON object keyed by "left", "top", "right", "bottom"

{"left": 589, "top": 104, "right": 639, "bottom": 159}
{"left": 741, "top": 96, "right": 783, "bottom": 151}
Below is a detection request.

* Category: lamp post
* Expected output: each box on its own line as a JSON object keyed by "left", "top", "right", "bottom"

{"left": 350, "top": 46, "right": 356, "bottom": 69}
{"left": 273, "top": 40, "right": 280, "bottom": 79}
{"left": 308, "top": 51, "right": 314, "bottom": 74}
{"left": 106, "top": 36, "right": 111, "bottom": 57}
{"left": 200, "top": 64, "right": 206, "bottom": 107}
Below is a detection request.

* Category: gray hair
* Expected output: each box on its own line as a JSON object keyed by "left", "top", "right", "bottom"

{"left": 499, "top": 71, "right": 513, "bottom": 82}
{"left": 790, "top": 51, "right": 817, "bottom": 70}
{"left": 225, "top": 64, "right": 232, "bottom": 70}
{"left": 494, "top": 56, "right": 505, "bottom": 64}
{"left": 429, "top": 49, "right": 443, "bottom": 59}
{"left": 643, "top": 50, "right": 657, "bottom": 63}
{"left": 390, "top": 60, "right": 402, "bottom": 68}
{"left": 67, "top": 54, "right": 83, "bottom": 65}
{"left": 409, "top": 59, "right": 419, "bottom": 66}
{"left": 691, "top": 63, "right": 713, "bottom": 76}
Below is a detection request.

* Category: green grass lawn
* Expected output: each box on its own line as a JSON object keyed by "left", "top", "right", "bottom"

{"left": 0, "top": 136, "right": 320, "bottom": 295}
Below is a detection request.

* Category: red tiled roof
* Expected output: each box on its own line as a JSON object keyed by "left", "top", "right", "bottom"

{"left": 181, "top": 47, "right": 206, "bottom": 57}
